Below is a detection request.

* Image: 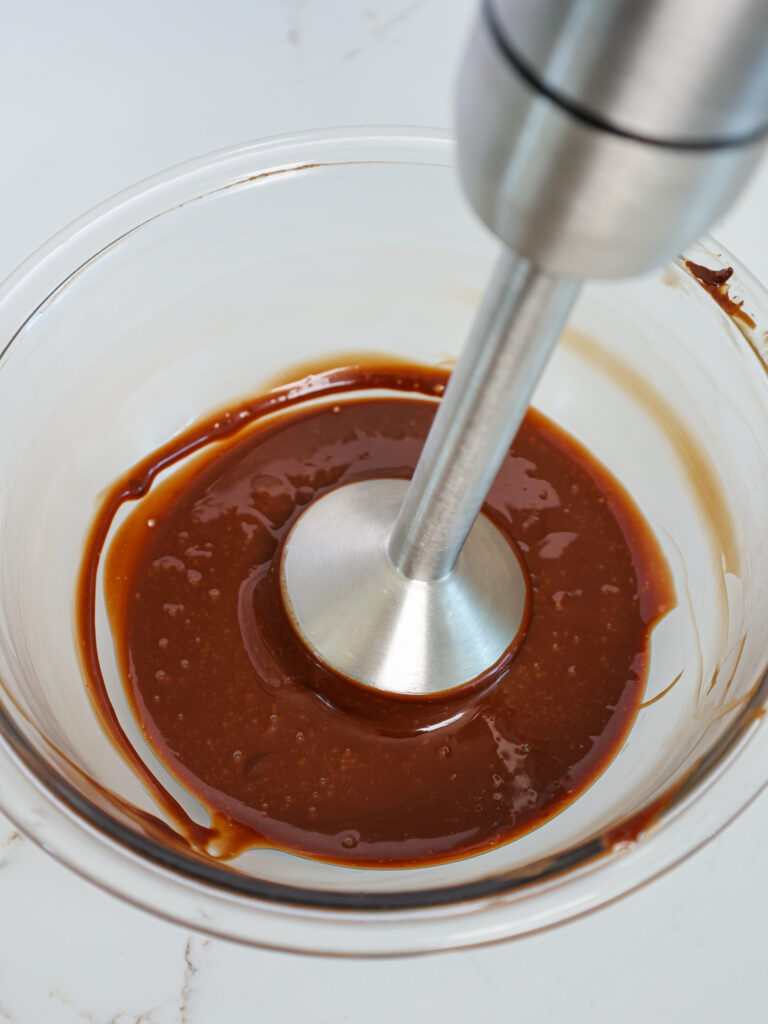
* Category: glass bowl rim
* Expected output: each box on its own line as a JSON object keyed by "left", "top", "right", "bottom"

{"left": 0, "top": 125, "right": 767, "bottom": 954}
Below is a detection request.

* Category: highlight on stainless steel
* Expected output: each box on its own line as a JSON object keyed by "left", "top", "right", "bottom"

{"left": 487, "top": 0, "right": 768, "bottom": 143}
{"left": 388, "top": 252, "right": 578, "bottom": 581}
{"left": 456, "top": 0, "right": 768, "bottom": 277}
{"left": 280, "top": 0, "right": 768, "bottom": 696}
{"left": 281, "top": 479, "right": 528, "bottom": 696}
{"left": 280, "top": 251, "right": 572, "bottom": 695}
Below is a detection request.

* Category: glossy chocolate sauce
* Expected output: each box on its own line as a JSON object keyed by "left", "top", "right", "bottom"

{"left": 684, "top": 259, "right": 756, "bottom": 328}
{"left": 78, "top": 363, "right": 674, "bottom": 867}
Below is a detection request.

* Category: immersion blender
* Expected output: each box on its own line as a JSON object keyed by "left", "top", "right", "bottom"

{"left": 281, "top": 0, "right": 768, "bottom": 695}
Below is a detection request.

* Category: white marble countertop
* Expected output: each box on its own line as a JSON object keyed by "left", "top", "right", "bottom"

{"left": 1, "top": 2, "right": 767, "bottom": 1020}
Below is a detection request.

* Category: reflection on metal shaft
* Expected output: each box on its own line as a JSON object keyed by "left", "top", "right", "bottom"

{"left": 388, "top": 251, "right": 579, "bottom": 581}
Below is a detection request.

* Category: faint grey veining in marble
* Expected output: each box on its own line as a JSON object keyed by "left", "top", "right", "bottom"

{"left": 49, "top": 989, "right": 99, "bottom": 1024}
{"left": 50, "top": 985, "right": 172, "bottom": 1023}
{"left": 0, "top": 831, "right": 22, "bottom": 869}
{"left": 179, "top": 936, "right": 209, "bottom": 1024}
{"left": 44, "top": 932, "right": 211, "bottom": 1023}
{"left": 343, "top": 0, "right": 431, "bottom": 62}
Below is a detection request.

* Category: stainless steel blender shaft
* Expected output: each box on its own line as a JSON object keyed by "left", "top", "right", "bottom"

{"left": 458, "top": 0, "right": 768, "bottom": 279}
{"left": 391, "top": 0, "right": 768, "bottom": 584}
{"left": 282, "top": 0, "right": 768, "bottom": 696}
{"left": 388, "top": 254, "right": 578, "bottom": 581}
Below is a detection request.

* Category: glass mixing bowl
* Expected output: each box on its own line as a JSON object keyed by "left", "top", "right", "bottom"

{"left": 0, "top": 128, "right": 767, "bottom": 956}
